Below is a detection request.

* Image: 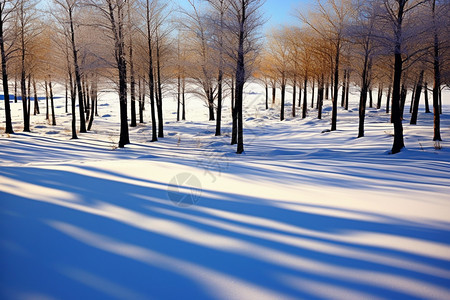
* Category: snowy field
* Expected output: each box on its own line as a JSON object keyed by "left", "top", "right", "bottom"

{"left": 1, "top": 83, "right": 450, "bottom": 300}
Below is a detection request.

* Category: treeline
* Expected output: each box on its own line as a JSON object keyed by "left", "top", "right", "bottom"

{"left": 258, "top": 0, "right": 449, "bottom": 153}
{"left": 0, "top": 0, "right": 264, "bottom": 153}
{"left": 0, "top": 0, "right": 449, "bottom": 154}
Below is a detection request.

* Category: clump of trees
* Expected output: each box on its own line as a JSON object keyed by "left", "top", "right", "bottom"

{"left": 1, "top": 0, "right": 448, "bottom": 154}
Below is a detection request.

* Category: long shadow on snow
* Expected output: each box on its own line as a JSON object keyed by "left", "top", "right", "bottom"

{"left": 1, "top": 166, "right": 450, "bottom": 300}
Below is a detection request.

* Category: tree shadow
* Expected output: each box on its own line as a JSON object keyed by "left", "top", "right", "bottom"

{"left": 1, "top": 165, "right": 450, "bottom": 300}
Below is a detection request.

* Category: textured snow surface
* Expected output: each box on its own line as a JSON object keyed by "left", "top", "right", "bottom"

{"left": 1, "top": 83, "right": 450, "bottom": 300}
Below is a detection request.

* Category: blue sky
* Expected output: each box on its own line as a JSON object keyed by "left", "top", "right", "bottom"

{"left": 262, "top": 0, "right": 312, "bottom": 30}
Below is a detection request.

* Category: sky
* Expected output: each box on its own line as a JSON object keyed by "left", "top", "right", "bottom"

{"left": 263, "top": 0, "right": 312, "bottom": 30}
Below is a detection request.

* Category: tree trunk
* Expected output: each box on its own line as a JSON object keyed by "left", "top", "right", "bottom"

{"left": 182, "top": 77, "right": 186, "bottom": 120}
{"left": 377, "top": 83, "right": 383, "bottom": 109}
{"left": 280, "top": 79, "right": 285, "bottom": 121}
{"left": 65, "top": 79, "right": 68, "bottom": 113}
{"left": 49, "top": 79, "right": 56, "bottom": 126}
{"left": 302, "top": 76, "right": 308, "bottom": 118}
{"left": 318, "top": 74, "right": 324, "bottom": 119}
{"left": 341, "top": 70, "right": 346, "bottom": 107}
{"left": 177, "top": 74, "right": 180, "bottom": 122}
{"left": 292, "top": 78, "right": 296, "bottom": 117}
{"left": 69, "top": 8, "right": 86, "bottom": 133}
{"left": 272, "top": 84, "right": 276, "bottom": 104}
{"left": 386, "top": 84, "right": 391, "bottom": 115}
{"left": 368, "top": 88, "right": 373, "bottom": 108}
{"left": 358, "top": 84, "right": 368, "bottom": 138}
{"left": 391, "top": 33, "right": 405, "bottom": 154}
{"left": 331, "top": 44, "right": 340, "bottom": 131}
{"left": 215, "top": 70, "right": 223, "bottom": 136}
{"left": 156, "top": 38, "right": 164, "bottom": 138}
{"left": 409, "top": 82, "right": 416, "bottom": 114}
{"left": 265, "top": 83, "right": 268, "bottom": 110}
{"left": 432, "top": 0, "right": 441, "bottom": 141}
{"left": 410, "top": 70, "right": 423, "bottom": 125}
{"left": 424, "top": 82, "right": 430, "bottom": 113}
{"left": 2, "top": 17, "right": 15, "bottom": 133}
{"left": 33, "top": 78, "right": 39, "bottom": 115}
{"left": 45, "top": 80, "right": 49, "bottom": 120}
{"left": 87, "top": 78, "right": 97, "bottom": 131}
{"left": 344, "top": 71, "right": 350, "bottom": 111}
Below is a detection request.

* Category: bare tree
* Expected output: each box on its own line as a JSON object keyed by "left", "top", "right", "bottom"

{"left": 226, "top": 0, "right": 265, "bottom": 154}
{"left": 0, "top": 0, "right": 17, "bottom": 134}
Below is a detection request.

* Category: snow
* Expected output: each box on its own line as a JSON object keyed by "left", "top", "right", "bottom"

{"left": 1, "top": 83, "right": 450, "bottom": 299}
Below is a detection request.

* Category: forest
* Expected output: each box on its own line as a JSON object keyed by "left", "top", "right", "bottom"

{"left": 1, "top": 0, "right": 448, "bottom": 154}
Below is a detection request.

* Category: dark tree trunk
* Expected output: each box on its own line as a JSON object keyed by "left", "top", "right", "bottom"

{"left": 156, "top": 38, "right": 164, "bottom": 138}
{"left": 391, "top": 18, "right": 405, "bottom": 154}
{"left": 292, "top": 78, "right": 296, "bottom": 117}
{"left": 410, "top": 70, "right": 423, "bottom": 125}
{"left": 302, "top": 76, "right": 308, "bottom": 118}
{"left": 358, "top": 84, "right": 368, "bottom": 138}
{"left": 265, "top": 83, "right": 268, "bottom": 110}
{"left": 138, "top": 77, "right": 144, "bottom": 123}
{"left": 45, "top": 80, "right": 49, "bottom": 120}
{"left": 400, "top": 84, "right": 407, "bottom": 119}
{"left": 344, "top": 72, "right": 350, "bottom": 111}
{"left": 14, "top": 79, "right": 17, "bottom": 103}
{"left": 409, "top": 82, "right": 416, "bottom": 114}
{"left": 424, "top": 82, "right": 430, "bottom": 113}
{"left": 318, "top": 74, "right": 324, "bottom": 119}
{"left": 33, "top": 79, "right": 39, "bottom": 115}
{"left": 386, "top": 84, "right": 392, "bottom": 115}
{"left": 331, "top": 45, "right": 340, "bottom": 131}
{"left": 311, "top": 79, "right": 315, "bottom": 108}
{"left": 280, "top": 80, "right": 285, "bottom": 121}
{"left": 65, "top": 79, "right": 68, "bottom": 113}
{"left": 235, "top": 1, "right": 246, "bottom": 154}
{"left": 177, "top": 74, "right": 180, "bottom": 122}
{"left": 432, "top": 0, "right": 441, "bottom": 141}
{"left": 129, "top": 53, "right": 137, "bottom": 127}
{"left": 377, "top": 83, "right": 383, "bottom": 109}
{"left": 215, "top": 71, "right": 223, "bottom": 136}
{"left": 49, "top": 79, "right": 56, "bottom": 126}
{"left": 231, "top": 77, "right": 237, "bottom": 145}
{"left": 145, "top": 2, "right": 157, "bottom": 142}
{"left": 68, "top": 7, "right": 86, "bottom": 133}
{"left": 87, "top": 79, "right": 97, "bottom": 131}
{"left": 369, "top": 88, "right": 373, "bottom": 108}
{"left": 182, "top": 77, "right": 186, "bottom": 120}
{"left": 341, "top": 70, "right": 346, "bottom": 107}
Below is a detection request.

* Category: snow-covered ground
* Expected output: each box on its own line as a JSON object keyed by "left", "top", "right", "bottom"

{"left": 1, "top": 83, "right": 450, "bottom": 300}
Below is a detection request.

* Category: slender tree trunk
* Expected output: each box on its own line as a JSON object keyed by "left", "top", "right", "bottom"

{"left": 177, "top": 74, "right": 180, "bottom": 122}
{"left": 423, "top": 82, "right": 430, "bottom": 113}
{"left": 302, "top": 76, "right": 307, "bottom": 118}
{"left": 87, "top": 78, "right": 97, "bottom": 131}
{"left": 45, "top": 80, "right": 49, "bottom": 120}
{"left": 49, "top": 78, "right": 56, "bottom": 126}
{"left": 69, "top": 8, "right": 86, "bottom": 133}
{"left": 65, "top": 79, "right": 68, "bottom": 113}
{"left": 432, "top": 0, "right": 441, "bottom": 141}
{"left": 216, "top": 70, "right": 223, "bottom": 136}
{"left": 409, "top": 82, "right": 416, "bottom": 114}
{"left": 391, "top": 16, "right": 405, "bottom": 154}
{"left": 292, "top": 79, "right": 296, "bottom": 117}
{"left": 156, "top": 33, "right": 164, "bottom": 138}
{"left": 311, "top": 79, "right": 315, "bottom": 108}
{"left": 386, "top": 84, "right": 391, "bottom": 115}
{"left": 400, "top": 83, "right": 407, "bottom": 119}
{"left": 344, "top": 72, "right": 350, "bottom": 111}
{"left": 33, "top": 79, "right": 39, "bottom": 115}
{"left": 138, "top": 77, "right": 144, "bottom": 123}
{"left": 424, "top": 82, "right": 430, "bottom": 113}
{"left": 410, "top": 70, "right": 423, "bottom": 125}
{"left": 368, "top": 88, "right": 373, "bottom": 108}
{"left": 318, "top": 74, "right": 324, "bottom": 119}
{"left": 358, "top": 84, "right": 368, "bottom": 138}
{"left": 331, "top": 44, "right": 340, "bottom": 131}
{"left": 377, "top": 83, "right": 383, "bottom": 109}
{"left": 182, "top": 77, "right": 186, "bottom": 121}
{"left": 265, "top": 83, "right": 268, "bottom": 110}
{"left": 341, "top": 70, "right": 346, "bottom": 107}
{"left": 14, "top": 78, "right": 17, "bottom": 103}
{"left": 280, "top": 78, "right": 285, "bottom": 121}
